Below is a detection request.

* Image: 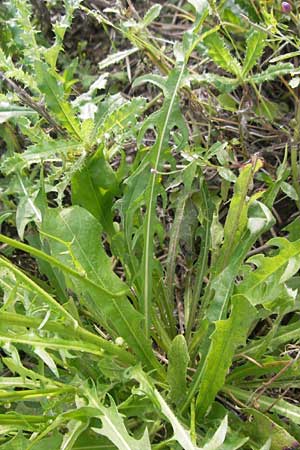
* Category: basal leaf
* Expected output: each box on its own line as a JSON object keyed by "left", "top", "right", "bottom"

{"left": 216, "top": 159, "right": 263, "bottom": 274}
{"left": 41, "top": 206, "right": 163, "bottom": 376}
{"left": 131, "top": 366, "right": 194, "bottom": 447}
{"left": 139, "top": 65, "right": 188, "bottom": 337}
{"left": 195, "top": 295, "right": 256, "bottom": 417}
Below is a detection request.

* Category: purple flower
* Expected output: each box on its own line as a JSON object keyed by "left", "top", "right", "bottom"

{"left": 281, "top": 2, "right": 292, "bottom": 13}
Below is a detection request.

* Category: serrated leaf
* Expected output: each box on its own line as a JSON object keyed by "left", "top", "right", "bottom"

{"left": 250, "top": 63, "right": 294, "bottom": 84}
{"left": 35, "top": 62, "right": 81, "bottom": 139}
{"left": 242, "top": 30, "right": 267, "bottom": 76}
{"left": 92, "top": 397, "right": 151, "bottom": 450}
{"left": 190, "top": 73, "right": 239, "bottom": 93}
{"left": 204, "top": 33, "right": 242, "bottom": 77}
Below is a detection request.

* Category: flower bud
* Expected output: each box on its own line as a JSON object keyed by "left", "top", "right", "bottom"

{"left": 281, "top": 2, "right": 292, "bottom": 13}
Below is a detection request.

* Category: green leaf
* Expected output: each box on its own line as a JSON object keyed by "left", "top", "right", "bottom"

{"left": 216, "top": 160, "right": 263, "bottom": 274}
{"left": 92, "top": 397, "right": 151, "bottom": 450}
{"left": 41, "top": 206, "right": 163, "bottom": 376}
{"left": 204, "top": 33, "right": 242, "bottom": 77}
{"left": 242, "top": 30, "right": 266, "bottom": 77}
{"left": 0, "top": 103, "right": 36, "bottom": 123}
{"left": 226, "top": 386, "right": 300, "bottom": 426}
{"left": 281, "top": 181, "right": 299, "bottom": 201}
{"left": 143, "top": 4, "right": 162, "bottom": 26}
{"left": 195, "top": 295, "right": 256, "bottom": 417}
{"left": 35, "top": 62, "right": 81, "bottom": 139}
{"left": 98, "top": 48, "right": 138, "bottom": 70}
{"left": 167, "top": 335, "right": 190, "bottom": 406}
{"left": 130, "top": 366, "right": 228, "bottom": 450}
{"left": 237, "top": 237, "right": 300, "bottom": 306}
{"left": 139, "top": 65, "right": 188, "bottom": 337}
{"left": 250, "top": 63, "right": 294, "bottom": 84}
{"left": 243, "top": 408, "right": 299, "bottom": 450}
{"left": 190, "top": 73, "right": 239, "bottom": 93}
{"left": 61, "top": 420, "right": 89, "bottom": 450}
{"left": 217, "top": 93, "right": 238, "bottom": 111}
{"left": 71, "top": 146, "right": 118, "bottom": 234}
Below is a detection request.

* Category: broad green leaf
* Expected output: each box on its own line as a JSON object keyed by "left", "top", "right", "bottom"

{"left": 202, "top": 200, "right": 274, "bottom": 323}
{"left": 204, "top": 33, "right": 242, "bottom": 77}
{"left": 217, "top": 93, "right": 238, "bottom": 111}
{"left": 92, "top": 398, "right": 151, "bottom": 450}
{"left": 195, "top": 295, "right": 256, "bottom": 417}
{"left": 41, "top": 206, "right": 163, "bottom": 376}
{"left": 242, "top": 30, "right": 267, "bottom": 76}
{"left": 250, "top": 63, "right": 294, "bottom": 84}
{"left": 167, "top": 335, "right": 190, "bottom": 406}
{"left": 16, "top": 189, "right": 41, "bottom": 240}
{"left": 71, "top": 146, "right": 118, "bottom": 234}
{"left": 237, "top": 237, "right": 300, "bottom": 306}
{"left": 35, "top": 62, "right": 81, "bottom": 139}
